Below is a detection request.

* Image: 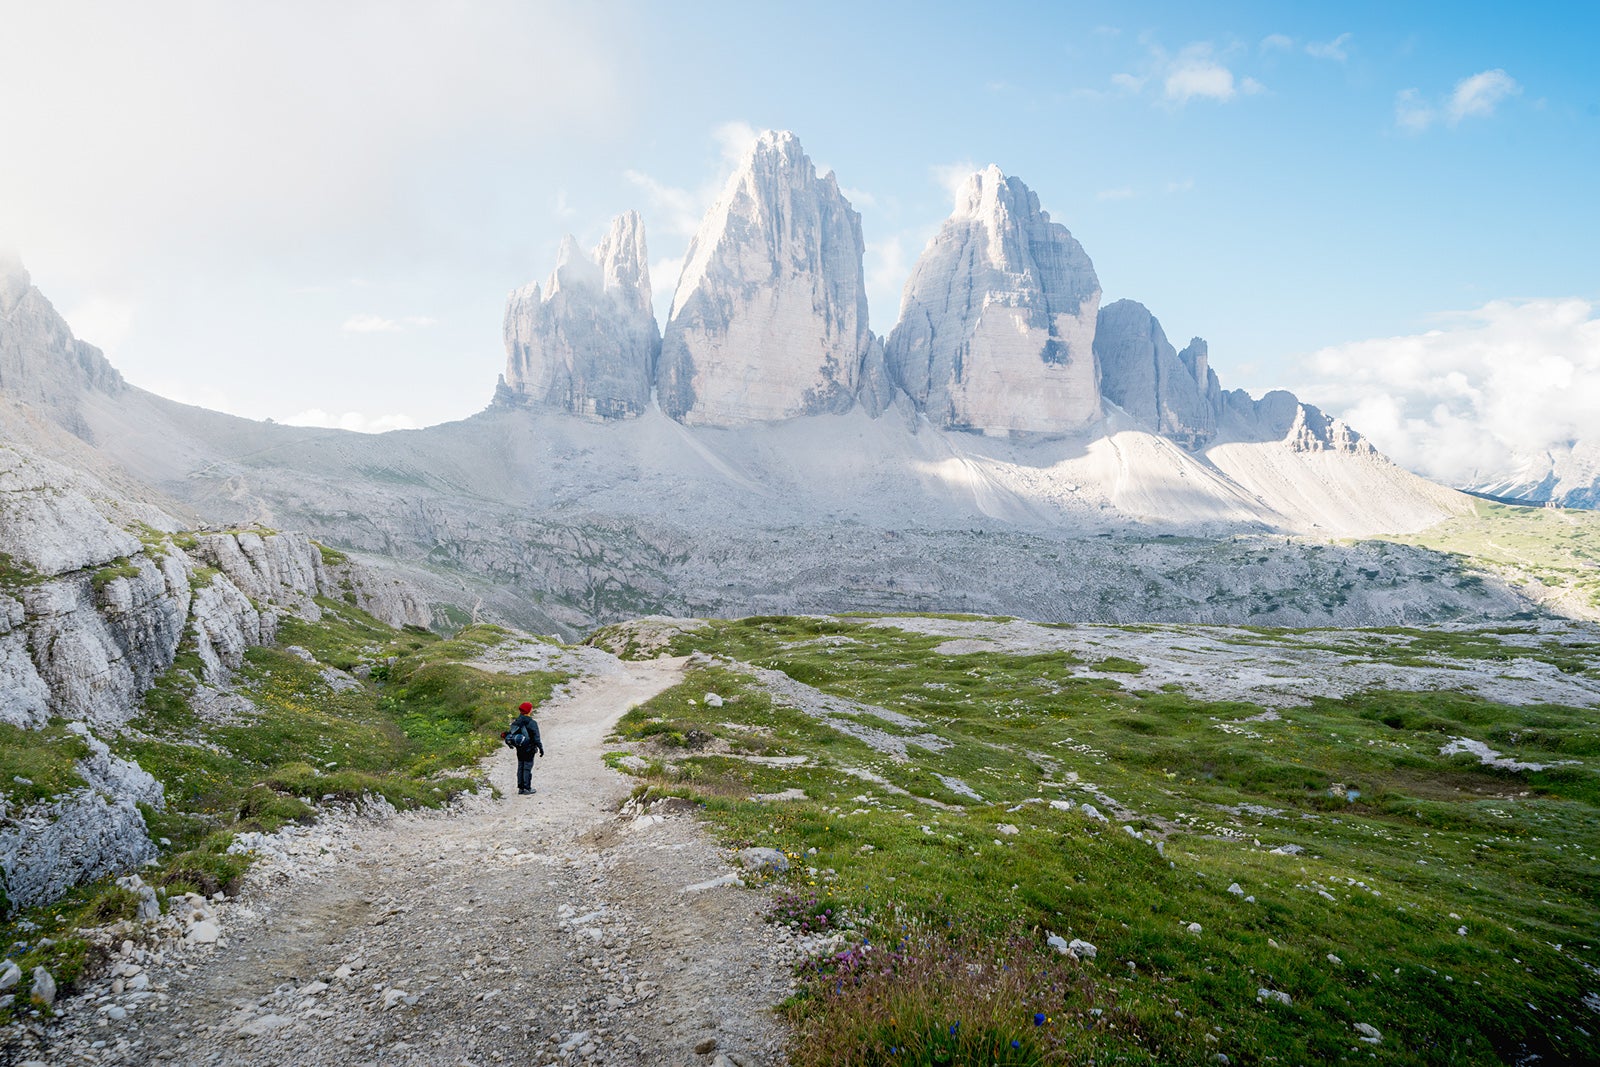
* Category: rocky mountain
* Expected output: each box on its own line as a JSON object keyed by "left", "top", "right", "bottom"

{"left": 1469, "top": 439, "right": 1600, "bottom": 510}
{"left": 1, "top": 252, "right": 124, "bottom": 441}
{"left": 0, "top": 130, "right": 1516, "bottom": 643}
{"left": 657, "top": 131, "right": 880, "bottom": 425}
{"left": 498, "top": 211, "right": 659, "bottom": 419}
{"left": 885, "top": 165, "right": 1102, "bottom": 434}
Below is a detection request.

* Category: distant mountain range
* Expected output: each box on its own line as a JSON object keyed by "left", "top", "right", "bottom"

{"left": 1, "top": 130, "right": 1550, "bottom": 635}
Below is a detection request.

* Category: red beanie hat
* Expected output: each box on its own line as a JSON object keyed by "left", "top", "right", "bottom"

{"left": 518, "top": 702, "right": 533, "bottom": 712}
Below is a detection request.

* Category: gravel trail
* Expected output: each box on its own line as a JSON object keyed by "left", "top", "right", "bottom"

{"left": 22, "top": 656, "right": 796, "bottom": 1067}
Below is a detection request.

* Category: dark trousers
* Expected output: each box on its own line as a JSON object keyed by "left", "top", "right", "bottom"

{"left": 517, "top": 756, "right": 534, "bottom": 792}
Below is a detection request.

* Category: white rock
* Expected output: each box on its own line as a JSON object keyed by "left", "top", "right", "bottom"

{"left": 0, "top": 961, "right": 18, "bottom": 990}
{"left": 704, "top": 693, "right": 724, "bottom": 707}
{"left": 1067, "top": 938, "right": 1097, "bottom": 960}
{"left": 1354, "top": 1022, "right": 1382, "bottom": 1044}
{"left": 659, "top": 130, "right": 874, "bottom": 426}
{"left": 382, "top": 987, "right": 409, "bottom": 1010}
{"left": 500, "top": 212, "right": 659, "bottom": 420}
{"left": 886, "top": 165, "right": 1100, "bottom": 434}
{"left": 1187, "top": 922, "right": 1203, "bottom": 935}
{"left": 1258, "top": 988, "right": 1291, "bottom": 1006}
{"left": 28, "top": 967, "right": 56, "bottom": 1007}
{"left": 996, "top": 823, "right": 1019, "bottom": 836}
{"left": 1226, "top": 883, "right": 1245, "bottom": 896}
{"left": 186, "top": 920, "right": 220, "bottom": 945}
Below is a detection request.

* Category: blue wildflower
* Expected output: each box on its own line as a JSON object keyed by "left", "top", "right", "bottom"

{"left": 1034, "top": 1012, "right": 1046, "bottom": 1026}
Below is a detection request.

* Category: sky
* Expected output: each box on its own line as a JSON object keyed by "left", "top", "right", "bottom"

{"left": 1, "top": 0, "right": 1596, "bottom": 482}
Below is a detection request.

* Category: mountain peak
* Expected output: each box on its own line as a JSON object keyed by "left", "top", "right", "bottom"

{"left": 500, "top": 213, "right": 659, "bottom": 419}
{"left": 885, "top": 169, "right": 1100, "bottom": 434}
{"left": 657, "top": 129, "right": 872, "bottom": 426}
{"left": 0, "top": 248, "right": 31, "bottom": 316}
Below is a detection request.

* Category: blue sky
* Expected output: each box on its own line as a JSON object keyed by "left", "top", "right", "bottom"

{"left": 2, "top": 0, "right": 1596, "bottom": 453}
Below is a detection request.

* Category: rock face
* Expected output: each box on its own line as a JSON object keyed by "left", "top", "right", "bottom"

{"left": 657, "top": 131, "right": 873, "bottom": 425}
{"left": 1096, "top": 299, "right": 1365, "bottom": 454}
{"left": 1470, "top": 438, "right": 1600, "bottom": 510}
{"left": 500, "top": 211, "right": 659, "bottom": 419}
{"left": 1095, "top": 300, "right": 1221, "bottom": 448}
{"left": 886, "top": 166, "right": 1101, "bottom": 434}
{"left": 0, "top": 724, "right": 165, "bottom": 910}
{"left": 1220, "top": 389, "right": 1370, "bottom": 453}
{"left": 0, "top": 252, "right": 124, "bottom": 440}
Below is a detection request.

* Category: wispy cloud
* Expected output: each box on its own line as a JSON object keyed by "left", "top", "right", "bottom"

{"left": 1305, "top": 33, "right": 1352, "bottom": 61}
{"left": 930, "top": 160, "right": 981, "bottom": 201}
{"left": 1449, "top": 68, "right": 1521, "bottom": 122}
{"left": 1293, "top": 298, "right": 1600, "bottom": 486}
{"left": 1164, "top": 46, "right": 1263, "bottom": 104}
{"left": 341, "top": 314, "right": 436, "bottom": 333}
{"left": 1113, "top": 42, "right": 1264, "bottom": 107}
{"left": 1395, "top": 68, "right": 1521, "bottom": 133}
{"left": 625, "top": 170, "right": 705, "bottom": 237}
{"left": 1260, "top": 33, "right": 1294, "bottom": 53}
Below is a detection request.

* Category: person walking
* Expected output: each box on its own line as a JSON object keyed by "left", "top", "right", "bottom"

{"left": 503, "top": 701, "right": 545, "bottom": 795}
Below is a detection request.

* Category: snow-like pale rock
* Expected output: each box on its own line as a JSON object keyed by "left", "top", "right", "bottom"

{"left": 500, "top": 210, "right": 659, "bottom": 419}
{"left": 658, "top": 130, "right": 874, "bottom": 425}
{"left": 1095, "top": 300, "right": 1221, "bottom": 448}
{"left": 886, "top": 165, "right": 1101, "bottom": 434}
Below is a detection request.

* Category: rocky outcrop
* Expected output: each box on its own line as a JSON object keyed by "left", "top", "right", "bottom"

{"left": 657, "top": 131, "right": 874, "bottom": 425}
{"left": 1470, "top": 438, "right": 1600, "bottom": 509}
{"left": 0, "top": 444, "right": 342, "bottom": 728}
{"left": 0, "top": 253, "right": 124, "bottom": 441}
{"left": 0, "top": 724, "right": 164, "bottom": 911}
{"left": 886, "top": 166, "right": 1101, "bottom": 434}
{"left": 499, "top": 212, "right": 659, "bottom": 419}
{"left": 1095, "top": 299, "right": 1365, "bottom": 454}
{"left": 1095, "top": 300, "right": 1221, "bottom": 448}
{"left": 1220, "top": 390, "right": 1370, "bottom": 453}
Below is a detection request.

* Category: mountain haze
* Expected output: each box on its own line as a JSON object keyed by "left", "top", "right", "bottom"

{"left": 2, "top": 130, "right": 1512, "bottom": 636}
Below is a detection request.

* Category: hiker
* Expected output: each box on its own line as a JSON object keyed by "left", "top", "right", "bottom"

{"left": 502, "top": 701, "right": 545, "bottom": 795}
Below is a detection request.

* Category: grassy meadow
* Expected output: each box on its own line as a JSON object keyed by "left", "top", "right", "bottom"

{"left": 600, "top": 613, "right": 1600, "bottom": 1066}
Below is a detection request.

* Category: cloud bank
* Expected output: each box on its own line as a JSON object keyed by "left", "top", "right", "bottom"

{"left": 1294, "top": 298, "right": 1600, "bottom": 487}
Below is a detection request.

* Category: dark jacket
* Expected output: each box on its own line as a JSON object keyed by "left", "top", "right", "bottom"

{"left": 506, "top": 713, "right": 544, "bottom": 760}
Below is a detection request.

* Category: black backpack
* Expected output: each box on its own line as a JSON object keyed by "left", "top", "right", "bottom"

{"left": 505, "top": 722, "right": 531, "bottom": 749}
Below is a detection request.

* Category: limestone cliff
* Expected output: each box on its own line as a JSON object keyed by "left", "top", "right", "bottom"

{"left": 499, "top": 211, "right": 659, "bottom": 419}
{"left": 885, "top": 166, "right": 1101, "bottom": 434}
{"left": 0, "top": 252, "right": 124, "bottom": 442}
{"left": 657, "top": 131, "right": 874, "bottom": 425}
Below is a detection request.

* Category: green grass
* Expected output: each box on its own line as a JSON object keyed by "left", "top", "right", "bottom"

{"left": 90, "top": 557, "right": 141, "bottom": 591}
{"left": 0, "top": 603, "right": 566, "bottom": 1020}
{"left": 1390, "top": 498, "right": 1600, "bottom": 612}
{"left": 0, "top": 550, "right": 42, "bottom": 590}
{"left": 0, "top": 721, "right": 92, "bottom": 806}
{"left": 609, "top": 614, "right": 1600, "bottom": 1066}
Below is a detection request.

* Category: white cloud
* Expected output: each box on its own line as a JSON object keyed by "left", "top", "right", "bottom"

{"left": 1149, "top": 44, "right": 1262, "bottom": 106}
{"left": 1305, "top": 33, "right": 1352, "bottom": 61}
{"left": 0, "top": 5, "right": 623, "bottom": 272}
{"left": 930, "top": 160, "right": 981, "bottom": 201}
{"left": 1395, "top": 69, "right": 1520, "bottom": 133}
{"left": 1110, "top": 72, "right": 1146, "bottom": 94}
{"left": 625, "top": 170, "right": 706, "bottom": 238}
{"left": 341, "top": 314, "right": 436, "bottom": 334}
{"left": 1293, "top": 298, "right": 1600, "bottom": 486}
{"left": 1260, "top": 33, "right": 1294, "bottom": 53}
{"left": 283, "top": 409, "right": 422, "bottom": 434}
{"left": 713, "top": 121, "right": 760, "bottom": 166}
{"left": 1448, "top": 68, "right": 1521, "bottom": 123}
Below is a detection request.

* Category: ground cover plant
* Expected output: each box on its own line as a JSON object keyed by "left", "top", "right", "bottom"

{"left": 601, "top": 614, "right": 1600, "bottom": 1065}
{"left": 0, "top": 598, "right": 565, "bottom": 1019}
{"left": 1392, "top": 499, "right": 1600, "bottom": 614}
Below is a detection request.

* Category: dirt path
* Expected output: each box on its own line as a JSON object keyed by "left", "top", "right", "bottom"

{"left": 30, "top": 657, "right": 796, "bottom": 1067}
